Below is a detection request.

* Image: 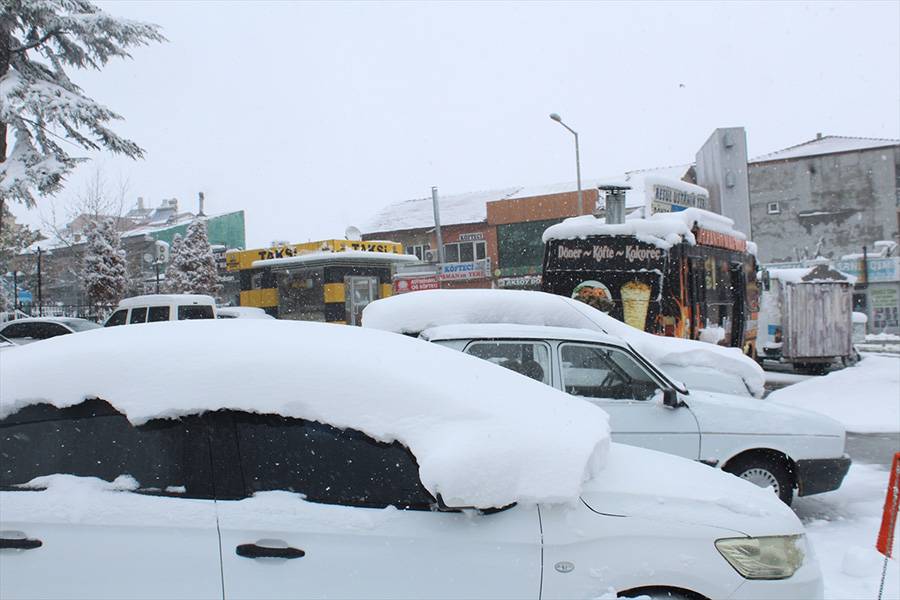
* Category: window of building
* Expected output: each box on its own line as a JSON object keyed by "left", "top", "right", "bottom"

{"left": 767, "top": 202, "right": 781, "bottom": 214}
{"left": 233, "top": 412, "right": 434, "bottom": 510}
{"left": 0, "top": 399, "right": 213, "bottom": 498}
{"left": 443, "top": 241, "right": 486, "bottom": 264}
{"left": 405, "top": 244, "right": 429, "bottom": 260}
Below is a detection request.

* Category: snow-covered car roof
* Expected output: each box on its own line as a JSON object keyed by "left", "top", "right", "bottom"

{"left": 216, "top": 306, "right": 274, "bottom": 319}
{"left": 421, "top": 323, "right": 624, "bottom": 346}
{"left": 363, "top": 289, "right": 766, "bottom": 396}
{"left": 117, "top": 294, "right": 216, "bottom": 308}
{"left": 0, "top": 319, "right": 609, "bottom": 509}
{"left": 0, "top": 317, "right": 100, "bottom": 331}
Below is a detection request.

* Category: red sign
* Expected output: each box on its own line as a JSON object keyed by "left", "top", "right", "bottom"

{"left": 877, "top": 452, "right": 900, "bottom": 558}
{"left": 393, "top": 276, "right": 441, "bottom": 294}
{"left": 695, "top": 227, "right": 747, "bottom": 252}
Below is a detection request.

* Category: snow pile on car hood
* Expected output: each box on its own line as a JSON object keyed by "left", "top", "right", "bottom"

{"left": 542, "top": 207, "right": 746, "bottom": 249}
{"left": 363, "top": 289, "right": 766, "bottom": 396}
{"left": 0, "top": 320, "right": 609, "bottom": 509}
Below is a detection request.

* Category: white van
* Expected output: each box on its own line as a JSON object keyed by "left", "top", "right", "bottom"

{"left": 104, "top": 294, "right": 217, "bottom": 326}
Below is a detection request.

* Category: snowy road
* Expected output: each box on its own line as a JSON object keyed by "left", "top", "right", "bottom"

{"left": 763, "top": 354, "right": 900, "bottom": 599}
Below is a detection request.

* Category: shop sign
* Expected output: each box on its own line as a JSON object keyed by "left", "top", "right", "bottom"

{"left": 497, "top": 275, "right": 542, "bottom": 288}
{"left": 695, "top": 228, "right": 747, "bottom": 252}
{"left": 546, "top": 238, "right": 666, "bottom": 271}
{"left": 833, "top": 257, "right": 900, "bottom": 283}
{"left": 393, "top": 276, "right": 441, "bottom": 294}
{"left": 458, "top": 232, "right": 485, "bottom": 242}
{"left": 440, "top": 259, "right": 490, "bottom": 280}
{"left": 870, "top": 286, "right": 899, "bottom": 330}
{"left": 648, "top": 182, "right": 709, "bottom": 214}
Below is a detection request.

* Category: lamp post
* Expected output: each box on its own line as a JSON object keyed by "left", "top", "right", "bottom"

{"left": 549, "top": 112, "right": 583, "bottom": 215}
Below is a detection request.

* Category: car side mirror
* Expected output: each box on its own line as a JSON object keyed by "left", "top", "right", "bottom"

{"left": 662, "top": 389, "right": 681, "bottom": 408}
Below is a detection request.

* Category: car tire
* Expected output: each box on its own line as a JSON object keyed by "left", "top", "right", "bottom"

{"left": 724, "top": 455, "right": 794, "bottom": 505}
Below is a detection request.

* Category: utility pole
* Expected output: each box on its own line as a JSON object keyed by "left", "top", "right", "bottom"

{"left": 36, "top": 246, "right": 43, "bottom": 316}
{"left": 432, "top": 186, "right": 445, "bottom": 264}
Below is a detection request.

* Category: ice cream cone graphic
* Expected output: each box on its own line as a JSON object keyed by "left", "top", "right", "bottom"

{"left": 620, "top": 280, "right": 652, "bottom": 330}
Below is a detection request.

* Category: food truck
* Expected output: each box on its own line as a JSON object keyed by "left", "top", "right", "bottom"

{"left": 757, "top": 264, "right": 854, "bottom": 373}
{"left": 541, "top": 208, "right": 759, "bottom": 354}
{"left": 225, "top": 239, "right": 416, "bottom": 325}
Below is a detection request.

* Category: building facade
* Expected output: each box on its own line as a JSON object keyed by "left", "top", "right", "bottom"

{"left": 748, "top": 135, "right": 900, "bottom": 264}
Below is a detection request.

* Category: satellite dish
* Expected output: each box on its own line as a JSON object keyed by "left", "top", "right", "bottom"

{"left": 143, "top": 253, "right": 155, "bottom": 264}
{"left": 345, "top": 225, "right": 362, "bottom": 241}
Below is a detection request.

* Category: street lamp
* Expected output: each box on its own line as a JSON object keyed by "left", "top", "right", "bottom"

{"left": 549, "top": 112, "right": 583, "bottom": 215}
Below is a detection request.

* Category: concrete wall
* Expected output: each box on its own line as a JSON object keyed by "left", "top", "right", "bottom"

{"left": 749, "top": 146, "right": 900, "bottom": 264}
{"left": 695, "top": 127, "right": 752, "bottom": 237}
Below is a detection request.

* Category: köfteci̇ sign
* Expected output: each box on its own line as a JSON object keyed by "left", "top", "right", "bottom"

{"left": 441, "top": 260, "right": 490, "bottom": 280}
{"left": 393, "top": 276, "right": 441, "bottom": 294}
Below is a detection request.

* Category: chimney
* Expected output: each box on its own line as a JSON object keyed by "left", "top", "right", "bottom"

{"left": 137, "top": 197, "right": 144, "bottom": 211}
{"left": 598, "top": 185, "right": 631, "bottom": 224}
{"left": 816, "top": 132, "right": 823, "bottom": 140}
{"left": 198, "top": 192, "right": 206, "bottom": 217}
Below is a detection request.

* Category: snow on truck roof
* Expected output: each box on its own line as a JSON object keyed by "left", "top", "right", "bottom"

{"left": 0, "top": 319, "right": 609, "bottom": 509}
{"left": 542, "top": 207, "right": 747, "bottom": 249}
{"left": 363, "top": 290, "right": 766, "bottom": 396}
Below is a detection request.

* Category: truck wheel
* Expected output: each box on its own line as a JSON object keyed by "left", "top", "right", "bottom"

{"left": 725, "top": 455, "right": 794, "bottom": 505}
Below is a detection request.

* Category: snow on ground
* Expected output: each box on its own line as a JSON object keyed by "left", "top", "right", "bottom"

{"left": 794, "top": 463, "right": 899, "bottom": 600}
{"left": 767, "top": 354, "right": 900, "bottom": 433}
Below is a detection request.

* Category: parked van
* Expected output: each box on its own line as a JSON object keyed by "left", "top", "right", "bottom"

{"left": 104, "top": 294, "right": 217, "bottom": 326}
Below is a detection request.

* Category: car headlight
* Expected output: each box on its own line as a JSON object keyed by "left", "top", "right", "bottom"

{"left": 715, "top": 535, "right": 805, "bottom": 579}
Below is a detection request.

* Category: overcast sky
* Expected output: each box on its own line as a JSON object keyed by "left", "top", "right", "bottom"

{"left": 10, "top": 0, "right": 900, "bottom": 247}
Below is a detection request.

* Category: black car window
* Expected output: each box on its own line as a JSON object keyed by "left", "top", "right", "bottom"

{"left": 129, "top": 307, "right": 148, "bottom": 324}
{"left": 147, "top": 306, "right": 170, "bottom": 322}
{"left": 0, "top": 322, "right": 34, "bottom": 339}
{"left": 0, "top": 399, "right": 213, "bottom": 499}
{"left": 233, "top": 412, "right": 434, "bottom": 510}
{"left": 34, "top": 323, "right": 70, "bottom": 339}
{"left": 105, "top": 310, "right": 128, "bottom": 327}
{"left": 178, "top": 305, "right": 214, "bottom": 320}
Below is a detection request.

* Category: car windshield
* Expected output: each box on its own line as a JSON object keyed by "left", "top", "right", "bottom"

{"left": 61, "top": 319, "right": 102, "bottom": 332}
{"left": 661, "top": 365, "right": 752, "bottom": 397}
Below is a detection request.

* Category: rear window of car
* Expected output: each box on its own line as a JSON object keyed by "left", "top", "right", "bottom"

{"left": 0, "top": 399, "right": 213, "bottom": 498}
{"left": 178, "top": 305, "right": 214, "bottom": 320}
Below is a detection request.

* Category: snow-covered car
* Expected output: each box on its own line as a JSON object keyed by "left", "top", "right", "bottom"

{"left": 0, "top": 320, "right": 823, "bottom": 600}
{"left": 216, "top": 306, "right": 275, "bottom": 319}
{"left": 104, "top": 294, "right": 217, "bottom": 326}
{"left": 363, "top": 290, "right": 851, "bottom": 504}
{"left": 0, "top": 317, "right": 101, "bottom": 345}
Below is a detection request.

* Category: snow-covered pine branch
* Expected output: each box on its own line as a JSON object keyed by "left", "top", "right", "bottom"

{"left": 0, "top": 1, "right": 164, "bottom": 207}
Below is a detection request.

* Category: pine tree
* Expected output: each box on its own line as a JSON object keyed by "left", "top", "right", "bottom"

{"left": 165, "top": 220, "right": 220, "bottom": 296}
{"left": 0, "top": 1, "right": 164, "bottom": 210}
{"left": 82, "top": 217, "right": 126, "bottom": 310}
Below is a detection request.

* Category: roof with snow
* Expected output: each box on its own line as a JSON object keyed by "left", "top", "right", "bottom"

{"left": 361, "top": 165, "right": 696, "bottom": 234}
{"left": 751, "top": 135, "right": 899, "bottom": 163}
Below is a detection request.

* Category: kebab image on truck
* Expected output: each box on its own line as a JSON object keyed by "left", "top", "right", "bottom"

{"left": 540, "top": 207, "right": 759, "bottom": 354}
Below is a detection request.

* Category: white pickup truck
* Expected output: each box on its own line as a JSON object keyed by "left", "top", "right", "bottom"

{"left": 363, "top": 290, "right": 852, "bottom": 505}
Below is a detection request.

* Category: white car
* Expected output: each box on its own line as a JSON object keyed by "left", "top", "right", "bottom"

{"left": 0, "top": 320, "right": 822, "bottom": 599}
{"left": 0, "top": 317, "right": 101, "bottom": 345}
{"left": 362, "top": 290, "right": 851, "bottom": 505}
{"left": 216, "top": 306, "right": 275, "bottom": 319}
{"left": 104, "top": 294, "right": 217, "bottom": 326}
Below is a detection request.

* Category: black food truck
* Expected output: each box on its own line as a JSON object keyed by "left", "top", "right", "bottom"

{"left": 541, "top": 212, "right": 759, "bottom": 356}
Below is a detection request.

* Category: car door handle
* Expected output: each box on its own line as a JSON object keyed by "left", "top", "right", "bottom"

{"left": 0, "top": 537, "right": 42, "bottom": 550}
{"left": 236, "top": 543, "right": 305, "bottom": 559}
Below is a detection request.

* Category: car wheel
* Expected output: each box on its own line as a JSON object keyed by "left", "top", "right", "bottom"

{"left": 725, "top": 455, "right": 794, "bottom": 505}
